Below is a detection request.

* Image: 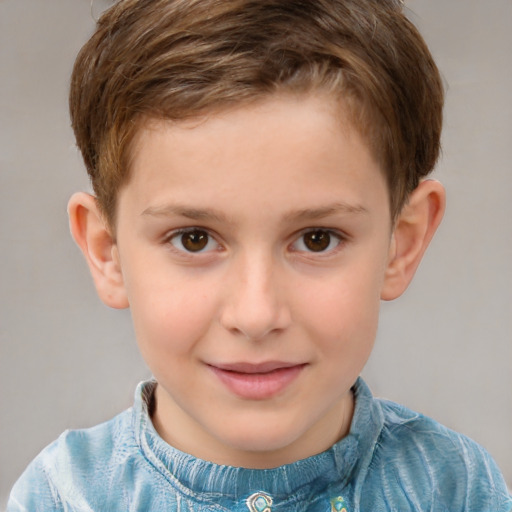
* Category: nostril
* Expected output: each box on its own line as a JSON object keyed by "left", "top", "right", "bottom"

{"left": 220, "top": 303, "right": 291, "bottom": 341}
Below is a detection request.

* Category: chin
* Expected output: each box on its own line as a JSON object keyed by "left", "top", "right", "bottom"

{"left": 216, "top": 419, "right": 308, "bottom": 461}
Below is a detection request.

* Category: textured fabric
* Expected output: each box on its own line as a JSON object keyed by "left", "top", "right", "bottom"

{"left": 8, "top": 378, "right": 512, "bottom": 512}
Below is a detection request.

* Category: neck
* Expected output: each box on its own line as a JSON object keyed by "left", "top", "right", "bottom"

{"left": 151, "top": 385, "right": 355, "bottom": 469}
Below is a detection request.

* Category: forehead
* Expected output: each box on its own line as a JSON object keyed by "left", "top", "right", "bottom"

{"left": 120, "top": 93, "right": 389, "bottom": 221}
{"left": 130, "top": 90, "right": 374, "bottom": 160}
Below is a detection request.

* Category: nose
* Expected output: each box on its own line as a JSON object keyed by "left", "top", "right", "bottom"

{"left": 219, "top": 252, "right": 291, "bottom": 340}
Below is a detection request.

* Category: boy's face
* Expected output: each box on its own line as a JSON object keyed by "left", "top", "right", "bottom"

{"left": 113, "top": 94, "right": 395, "bottom": 467}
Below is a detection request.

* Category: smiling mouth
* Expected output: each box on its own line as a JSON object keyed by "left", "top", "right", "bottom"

{"left": 208, "top": 362, "right": 307, "bottom": 400}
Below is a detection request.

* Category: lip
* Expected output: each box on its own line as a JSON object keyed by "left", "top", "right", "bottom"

{"left": 208, "top": 361, "right": 307, "bottom": 400}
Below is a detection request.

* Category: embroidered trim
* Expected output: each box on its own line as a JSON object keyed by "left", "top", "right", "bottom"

{"left": 330, "top": 496, "right": 348, "bottom": 512}
{"left": 246, "top": 491, "right": 273, "bottom": 512}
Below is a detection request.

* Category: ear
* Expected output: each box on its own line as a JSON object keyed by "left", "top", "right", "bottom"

{"left": 381, "top": 179, "right": 445, "bottom": 301}
{"left": 68, "top": 192, "right": 129, "bottom": 309}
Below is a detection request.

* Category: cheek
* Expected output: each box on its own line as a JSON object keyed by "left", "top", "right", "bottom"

{"left": 126, "top": 270, "right": 220, "bottom": 359}
{"left": 297, "top": 265, "right": 383, "bottom": 349}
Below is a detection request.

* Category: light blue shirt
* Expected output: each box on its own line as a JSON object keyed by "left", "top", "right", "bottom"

{"left": 8, "top": 378, "right": 512, "bottom": 511}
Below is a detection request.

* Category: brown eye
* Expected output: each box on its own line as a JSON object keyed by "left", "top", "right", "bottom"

{"left": 171, "top": 229, "right": 213, "bottom": 252}
{"left": 182, "top": 230, "right": 209, "bottom": 251}
{"left": 302, "top": 230, "right": 332, "bottom": 252}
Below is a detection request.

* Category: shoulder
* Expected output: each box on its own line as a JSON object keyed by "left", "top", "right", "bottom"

{"left": 363, "top": 397, "right": 512, "bottom": 512}
{"left": 375, "top": 397, "right": 498, "bottom": 472}
{"left": 48, "top": 407, "right": 136, "bottom": 478}
{"left": 7, "top": 408, "right": 136, "bottom": 511}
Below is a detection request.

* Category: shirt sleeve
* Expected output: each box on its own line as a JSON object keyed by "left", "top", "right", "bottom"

{"left": 7, "top": 455, "right": 63, "bottom": 512}
{"left": 365, "top": 400, "right": 512, "bottom": 512}
{"left": 461, "top": 438, "right": 512, "bottom": 512}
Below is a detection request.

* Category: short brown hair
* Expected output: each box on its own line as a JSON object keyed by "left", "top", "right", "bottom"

{"left": 70, "top": 0, "right": 443, "bottom": 225}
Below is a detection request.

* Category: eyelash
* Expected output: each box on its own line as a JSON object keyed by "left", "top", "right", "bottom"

{"left": 290, "top": 228, "right": 345, "bottom": 255}
{"left": 164, "top": 227, "right": 347, "bottom": 256}
{"left": 166, "top": 228, "right": 222, "bottom": 254}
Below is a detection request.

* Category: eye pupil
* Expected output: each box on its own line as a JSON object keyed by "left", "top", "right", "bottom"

{"left": 182, "top": 230, "right": 209, "bottom": 252}
{"left": 304, "top": 230, "right": 331, "bottom": 252}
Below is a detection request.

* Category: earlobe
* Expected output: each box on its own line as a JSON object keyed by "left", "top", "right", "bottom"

{"left": 68, "top": 192, "right": 129, "bottom": 309}
{"left": 381, "top": 180, "right": 445, "bottom": 301}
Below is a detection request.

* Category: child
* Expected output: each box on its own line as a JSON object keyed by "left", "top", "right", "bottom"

{"left": 8, "top": 0, "right": 511, "bottom": 510}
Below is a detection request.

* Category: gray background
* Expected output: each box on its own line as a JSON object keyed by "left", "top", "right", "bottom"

{"left": 1, "top": 0, "right": 511, "bottom": 506}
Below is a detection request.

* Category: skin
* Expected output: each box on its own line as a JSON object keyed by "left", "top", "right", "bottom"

{"left": 69, "top": 93, "right": 445, "bottom": 469}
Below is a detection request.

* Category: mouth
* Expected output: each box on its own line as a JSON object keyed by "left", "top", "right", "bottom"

{"left": 207, "top": 361, "right": 307, "bottom": 400}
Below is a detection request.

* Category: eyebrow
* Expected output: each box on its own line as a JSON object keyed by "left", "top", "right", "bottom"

{"left": 141, "top": 201, "right": 368, "bottom": 223}
{"left": 283, "top": 202, "right": 368, "bottom": 221}
{"left": 142, "top": 204, "right": 229, "bottom": 223}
